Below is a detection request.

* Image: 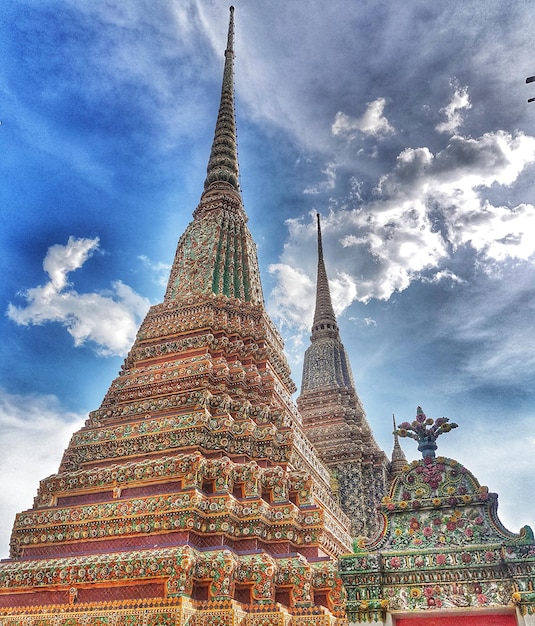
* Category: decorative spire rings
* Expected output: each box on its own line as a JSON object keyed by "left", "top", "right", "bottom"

{"left": 203, "top": 6, "right": 240, "bottom": 193}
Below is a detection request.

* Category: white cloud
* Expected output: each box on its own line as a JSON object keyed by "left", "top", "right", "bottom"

{"left": 423, "top": 268, "right": 468, "bottom": 285}
{"left": 349, "top": 316, "right": 377, "bottom": 327}
{"left": 332, "top": 98, "right": 394, "bottom": 138}
{"left": 436, "top": 81, "right": 472, "bottom": 134}
{"left": 0, "top": 388, "right": 85, "bottom": 559}
{"left": 265, "top": 263, "right": 317, "bottom": 369}
{"left": 348, "top": 177, "right": 365, "bottom": 204}
{"left": 452, "top": 201, "right": 535, "bottom": 262}
{"left": 7, "top": 237, "right": 151, "bottom": 357}
{"left": 269, "top": 129, "right": 535, "bottom": 329}
{"left": 138, "top": 254, "right": 172, "bottom": 287}
{"left": 329, "top": 272, "right": 359, "bottom": 312}
{"left": 304, "top": 162, "right": 337, "bottom": 195}
{"left": 267, "top": 263, "right": 315, "bottom": 331}
{"left": 372, "top": 131, "right": 535, "bottom": 271}
{"left": 376, "top": 147, "right": 434, "bottom": 196}
{"left": 361, "top": 131, "right": 535, "bottom": 293}
{"left": 339, "top": 202, "right": 449, "bottom": 301}
{"left": 44, "top": 236, "right": 99, "bottom": 290}
{"left": 378, "top": 131, "right": 535, "bottom": 198}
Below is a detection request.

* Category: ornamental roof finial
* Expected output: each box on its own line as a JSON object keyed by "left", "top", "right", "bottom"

{"left": 395, "top": 406, "right": 458, "bottom": 459}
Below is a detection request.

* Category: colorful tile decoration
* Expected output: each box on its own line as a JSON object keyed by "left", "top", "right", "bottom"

{"left": 340, "top": 434, "right": 535, "bottom": 623}
{"left": 0, "top": 8, "right": 351, "bottom": 626}
{"left": 3, "top": 8, "right": 534, "bottom": 626}
{"left": 297, "top": 216, "right": 392, "bottom": 540}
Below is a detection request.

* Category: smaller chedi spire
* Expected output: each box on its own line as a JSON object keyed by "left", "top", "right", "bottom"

{"left": 300, "top": 214, "right": 354, "bottom": 390}
{"left": 311, "top": 213, "right": 339, "bottom": 339}
{"left": 298, "top": 213, "right": 390, "bottom": 538}
{"left": 391, "top": 414, "right": 407, "bottom": 478}
{"left": 204, "top": 6, "right": 240, "bottom": 193}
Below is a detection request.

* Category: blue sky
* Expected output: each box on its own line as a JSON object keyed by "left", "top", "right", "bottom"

{"left": 1, "top": 0, "right": 535, "bottom": 558}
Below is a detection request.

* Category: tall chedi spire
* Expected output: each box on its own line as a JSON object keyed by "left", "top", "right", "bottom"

{"left": 165, "top": 6, "right": 262, "bottom": 306}
{"left": 204, "top": 5, "right": 240, "bottom": 192}
{"left": 297, "top": 215, "right": 390, "bottom": 539}
{"left": 0, "top": 9, "right": 350, "bottom": 625}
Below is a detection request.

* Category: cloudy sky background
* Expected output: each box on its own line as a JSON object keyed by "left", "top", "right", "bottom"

{"left": 1, "top": 0, "right": 535, "bottom": 558}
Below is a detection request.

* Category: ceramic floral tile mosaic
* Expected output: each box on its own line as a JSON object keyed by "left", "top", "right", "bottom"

{"left": 340, "top": 453, "right": 535, "bottom": 623}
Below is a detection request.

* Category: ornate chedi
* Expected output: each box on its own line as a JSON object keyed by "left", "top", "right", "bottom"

{"left": 340, "top": 408, "right": 535, "bottom": 626}
{"left": 0, "top": 8, "right": 351, "bottom": 626}
{"left": 297, "top": 215, "right": 390, "bottom": 540}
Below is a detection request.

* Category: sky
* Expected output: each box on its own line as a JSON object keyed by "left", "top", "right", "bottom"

{"left": 1, "top": 0, "right": 535, "bottom": 559}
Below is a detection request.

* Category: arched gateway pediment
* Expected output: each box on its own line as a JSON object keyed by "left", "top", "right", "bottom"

{"left": 340, "top": 454, "right": 535, "bottom": 624}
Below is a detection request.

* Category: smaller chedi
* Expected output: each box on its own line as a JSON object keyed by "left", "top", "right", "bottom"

{"left": 340, "top": 407, "right": 535, "bottom": 626}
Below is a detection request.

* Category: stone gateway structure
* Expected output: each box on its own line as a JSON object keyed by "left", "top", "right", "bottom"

{"left": 1, "top": 7, "right": 534, "bottom": 626}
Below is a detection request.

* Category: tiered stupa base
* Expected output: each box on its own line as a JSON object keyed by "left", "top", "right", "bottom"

{"left": 0, "top": 597, "right": 346, "bottom": 626}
